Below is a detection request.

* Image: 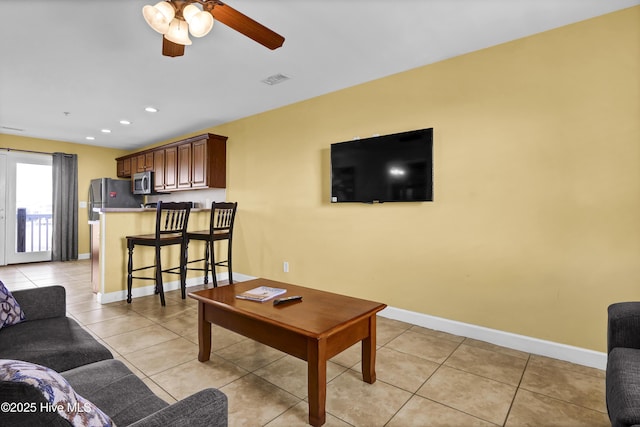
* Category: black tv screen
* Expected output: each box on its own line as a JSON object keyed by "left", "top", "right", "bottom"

{"left": 330, "top": 128, "right": 433, "bottom": 203}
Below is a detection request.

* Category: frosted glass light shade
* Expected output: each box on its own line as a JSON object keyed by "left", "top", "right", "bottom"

{"left": 182, "top": 4, "right": 200, "bottom": 22}
{"left": 183, "top": 4, "right": 214, "bottom": 37}
{"left": 142, "top": 1, "right": 175, "bottom": 34}
{"left": 165, "top": 18, "right": 192, "bottom": 45}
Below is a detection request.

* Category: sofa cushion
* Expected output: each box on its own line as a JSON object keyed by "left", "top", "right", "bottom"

{"left": 0, "top": 317, "right": 113, "bottom": 372}
{"left": 62, "top": 359, "right": 169, "bottom": 426}
{"left": 0, "top": 281, "right": 25, "bottom": 330}
{"left": 129, "top": 389, "right": 229, "bottom": 427}
{"left": 607, "top": 347, "right": 640, "bottom": 427}
{"left": 0, "top": 359, "right": 113, "bottom": 427}
{"left": 11, "top": 286, "right": 66, "bottom": 321}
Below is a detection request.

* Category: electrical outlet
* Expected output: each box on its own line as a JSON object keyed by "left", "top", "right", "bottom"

{"left": 283, "top": 261, "right": 289, "bottom": 273}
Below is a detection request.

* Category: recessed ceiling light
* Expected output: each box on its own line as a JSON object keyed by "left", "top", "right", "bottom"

{"left": 86, "top": 136, "right": 95, "bottom": 140}
{"left": 145, "top": 107, "right": 158, "bottom": 113}
{"left": 120, "top": 120, "right": 131, "bottom": 125}
{"left": 101, "top": 129, "right": 111, "bottom": 133}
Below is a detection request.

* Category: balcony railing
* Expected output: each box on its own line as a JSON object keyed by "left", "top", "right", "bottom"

{"left": 17, "top": 208, "right": 53, "bottom": 253}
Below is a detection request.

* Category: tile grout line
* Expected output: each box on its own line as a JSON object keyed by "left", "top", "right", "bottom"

{"left": 501, "top": 353, "right": 532, "bottom": 426}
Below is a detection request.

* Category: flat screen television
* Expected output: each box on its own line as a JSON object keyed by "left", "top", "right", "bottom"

{"left": 330, "top": 128, "right": 433, "bottom": 203}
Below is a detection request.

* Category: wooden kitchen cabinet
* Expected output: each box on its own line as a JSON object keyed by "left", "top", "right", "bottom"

{"left": 117, "top": 157, "right": 132, "bottom": 178}
{"left": 115, "top": 133, "right": 226, "bottom": 190}
{"left": 204, "top": 134, "right": 227, "bottom": 188}
{"left": 177, "top": 142, "right": 192, "bottom": 189}
{"left": 176, "top": 135, "right": 226, "bottom": 189}
{"left": 153, "top": 147, "right": 178, "bottom": 191}
{"left": 191, "top": 138, "right": 207, "bottom": 188}
{"left": 145, "top": 152, "right": 154, "bottom": 171}
{"left": 130, "top": 156, "right": 138, "bottom": 175}
{"left": 165, "top": 146, "right": 178, "bottom": 190}
{"left": 117, "top": 152, "right": 152, "bottom": 178}
{"left": 153, "top": 149, "right": 165, "bottom": 190}
{"left": 136, "top": 152, "right": 153, "bottom": 173}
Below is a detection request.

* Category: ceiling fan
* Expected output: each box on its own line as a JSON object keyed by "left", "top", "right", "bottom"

{"left": 142, "top": 0, "right": 285, "bottom": 57}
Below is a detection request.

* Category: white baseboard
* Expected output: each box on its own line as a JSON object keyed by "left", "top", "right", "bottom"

{"left": 97, "top": 272, "right": 257, "bottom": 304}
{"left": 98, "top": 274, "right": 606, "bottom": 370}
{"left": 378, "top": 306, "right": 607, "bottom": 370}
{"left": 78, "top": 253, "right": 90, "bottom": 260}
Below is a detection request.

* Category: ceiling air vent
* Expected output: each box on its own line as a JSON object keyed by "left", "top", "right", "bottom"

{"left": 261, "top": 73, "right": 290, "bottom": 86}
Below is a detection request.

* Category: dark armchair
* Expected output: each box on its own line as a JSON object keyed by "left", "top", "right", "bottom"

{"left": 606, "top": 302, "right": 640, "bottom": 427}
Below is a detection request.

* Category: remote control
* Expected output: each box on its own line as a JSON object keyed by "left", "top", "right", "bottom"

{"left": 273, "top": 296, "right": 303, "bottom": 305}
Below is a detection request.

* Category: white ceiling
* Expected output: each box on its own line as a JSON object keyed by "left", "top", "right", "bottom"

{"left": 1, "top": 0, "right": 637, "bottom": 151}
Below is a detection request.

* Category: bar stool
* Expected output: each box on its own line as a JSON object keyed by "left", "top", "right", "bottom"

{"left": 187, "top": 201, "right": 237, "bottom": 287}
{"left": 126, "top": 201, "right": 191, "bottom": 306}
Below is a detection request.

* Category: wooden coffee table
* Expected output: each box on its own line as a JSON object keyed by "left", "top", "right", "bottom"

{"left": 189, "top": 278, "right": 386, "bottom": 427}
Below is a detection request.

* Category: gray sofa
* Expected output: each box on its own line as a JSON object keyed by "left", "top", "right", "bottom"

{"left": 0, "top": 285, "right": 228, "bottom": 426}
{"left": 606, "top": 302, "right": 640, "bottom": 427}
{"left": 0, "top": 286, "right": 113, "bottom": 372}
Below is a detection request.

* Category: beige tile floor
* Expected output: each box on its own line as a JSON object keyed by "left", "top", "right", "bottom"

{"left": 1, "top": 260, "right": 609, "bottom": 426}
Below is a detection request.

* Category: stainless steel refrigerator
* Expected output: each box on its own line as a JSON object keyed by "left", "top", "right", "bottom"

{"left": 88, "top": 178, "right": 143, "bottom": 221}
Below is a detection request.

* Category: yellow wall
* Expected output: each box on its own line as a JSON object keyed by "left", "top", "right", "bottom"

{"left": 201, "top": 7, "right": 638, "bottom": 352}
{"left": 0, "top": 135, "right": 128, "bottom": 255}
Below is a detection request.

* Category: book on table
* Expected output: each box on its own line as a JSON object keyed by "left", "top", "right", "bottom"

{"left": 236, "top": 286, "right": 287, "bottom": 302}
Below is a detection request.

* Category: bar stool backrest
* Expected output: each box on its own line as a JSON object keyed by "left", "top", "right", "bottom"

{"left": 156, "top": 201, "right": 192, "bottom": 237}
{"left": 210, "top": 202, "right": 238, "bottom": 238}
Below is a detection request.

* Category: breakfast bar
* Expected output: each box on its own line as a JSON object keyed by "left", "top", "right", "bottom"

{"left": 91, "top": 207, "right": 212, "bottom": 302}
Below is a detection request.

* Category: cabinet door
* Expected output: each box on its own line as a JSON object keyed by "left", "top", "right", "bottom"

{"left": 153, "top": 150, "right": 165, "bottom": 190}
{"left": 165, "top": 147, "right": 178, "bottom": 190}
{"left": 144, "top": 152, "right": 154, "bottom": 171}
{"left": 122, "top": 158, "right": 131, "bottom": 177}
{"left": 136, "top": 154, "right": 151, "bottom": 172}
{"left": 117, "top": 160, "right": 125, "bottom": 178}
{"left": 177, "top": 143, "right": 192, "bottom": 189}
{"left": 130, "top": 156, "right": 138, "bottom": 175}
{"left": 191, "top": 139, "right": 208, "bottom": 188}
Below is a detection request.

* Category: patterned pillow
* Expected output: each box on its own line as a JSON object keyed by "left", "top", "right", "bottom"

{"left": 0, "top": 280, "right": 25, "bottom": 330}
{"left": 0, "top": 359, "right": 115, "bottom": 427}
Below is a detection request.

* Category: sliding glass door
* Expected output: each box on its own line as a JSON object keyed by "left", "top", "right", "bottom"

{"left": 0, "top": 151, "right": 53, "bottom": 265}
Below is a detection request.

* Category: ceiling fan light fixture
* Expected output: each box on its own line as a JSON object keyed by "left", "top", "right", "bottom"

{"left": 183, "top": 4, "right": 214, "bottom": 38}
{"left": 165, "top": 18, "right": 192, "bottom": 45}
{"left": 142, "top": 1, "right": 175, "bottom": 34}
{"left": 143, "top": 0, "right": 285, "bottom": 57}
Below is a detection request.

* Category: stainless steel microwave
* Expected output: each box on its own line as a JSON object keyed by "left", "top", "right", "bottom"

{"left": 132, "top": 171, "right": 153, "bottom": 195}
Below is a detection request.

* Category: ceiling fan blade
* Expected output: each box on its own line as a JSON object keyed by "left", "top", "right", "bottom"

{"left": 162, "top": 37, "right": 185, "bottom": 57}
{"left": 207, "top": 3, "right": 284, "bottom": 50}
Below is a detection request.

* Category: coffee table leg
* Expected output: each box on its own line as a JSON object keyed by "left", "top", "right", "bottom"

{"left": 197, "top": 302, "right": 212, "bottom": 362}
{"left": 307, "top": 337, "right": 327, "bottom": 427}
{"left": 362, "top": 314, "right": 377, "bottom": 384}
